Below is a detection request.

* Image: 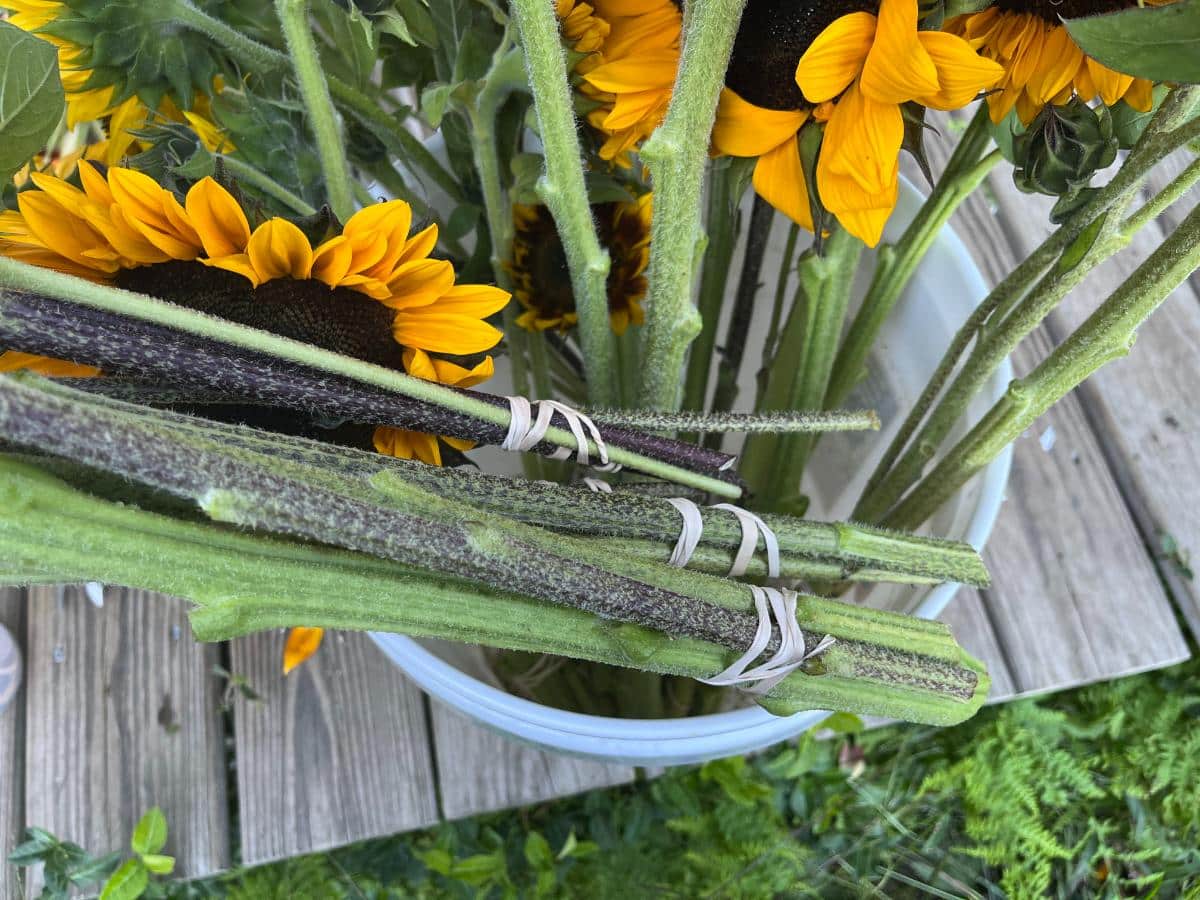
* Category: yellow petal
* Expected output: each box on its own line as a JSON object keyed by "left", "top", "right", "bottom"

{"left": 17, "top": 191, "right": 118, "bottom": 274}
{"left": 202, "top": 253, "right": 261, "bottom": 287}
{"left": 380, "top": 259, "right": 457, "bottom": 309}
{"left": 185, "top": 177, "right": 252, "bottom": 257}
{"left": 751, "top": 135, "right": 813, "bottom": 232}
{"left": 583, "top": 53, "right": 678, "bottom": 93}
{"left": 795, "top": 11, "right": 876, "bottom": 103}
{"left": 915, "top": 32, "right": 1004, "bottom": 110}
{"left": 0, "top": 350, "right": 100, "bottom": 377}
{"left": 711, "top": 89, "right": 808, "bottom": 158}
{"left": 246, "top": 218, "right": 314, "bottom": 282}
{"left": 399, "top": 223, "right": 439, "bottom": 263}
{"left": 860, "top": 0, "right": 939, "bottom": 105}
{"left": 311, "top": 235, "right": 354, "bottom": 287}
{"left": 1085, "top": 56, "right": 1135, "bottom": 107}
{"left": 283, "top": 627, "right": 324, "bottom": 674}
{"left": 392, "top": 313, "right": 505, "bottom": 355}
{"left": 820, "top": 81, "right": 903, "bottom": 195}
{"left": 433, "top": 283, "right": 512, "bottom": 318}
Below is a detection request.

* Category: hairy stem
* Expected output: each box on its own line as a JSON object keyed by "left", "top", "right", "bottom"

{"left": 274, "top": 0, "right": 355, "bottom": 222}
{"left": 888, "top": 200, "right": 1200, "bottom": 529}
{"left": 638, "top": 0, "right": 748, "bottom": 410}
{"left": 510, "top": 0, "right": 617, "bottom": 406}
{"left": 0, "top": 261, "right": 743, "bottom": 496}
{"left": 826, "top": 108, "right": 999, "bottom": 409}
{"left": 683, "top": 159, "right": 742, "bottom": 416}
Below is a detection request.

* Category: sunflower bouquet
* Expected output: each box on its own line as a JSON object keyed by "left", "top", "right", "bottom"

{"left": 0, "top": 0, "right": 1196, "bottom": 730}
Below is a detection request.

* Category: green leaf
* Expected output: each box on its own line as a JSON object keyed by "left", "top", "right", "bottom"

{"left": 130, "top": 807, "right": 168, "bottom": 856}
{"left": 139, "top": 853, "right": 175, "bottom": 875}
{"left": 1057, "top": 211, "right": 1107, "bottom": 274}
{"left": 1064, "top": 0, "right": 1200, "bottom": 84}
{"left": 1110, "top": 84, "right": 1170, "bottom": 149}
{"left": 68, "top": 851, "right": 122, "bottom": 886}
{"left": 524, "top": 832, "right": 554, "bottom": 870}
{"left": 823, "top": 712, "right": 865, "bottom": 734}
{"left": 376, "top": 10, "right": 418, "bottom": 46}
{"left": 0, "top": 20, "right": 66, "bottom": 184}
{"left": 100, "top": 859, "right": 149, "bottom": 900}
{"left": 446, "top": 851, "right": 507, "bottom": 887}
{"left": 420, "top": 83, "right": 454, "bottom": 129}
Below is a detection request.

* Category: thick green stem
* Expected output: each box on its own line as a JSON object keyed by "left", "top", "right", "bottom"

{"left": 0, "top": 258, "right": 743, "bottom": 497}
{"left": 637, "top": 0, "right": 747, "bottom": 410}
{"left": 1122, "top": 155, "right": 1200, "bottom": 237}
{"left": 215, "top": 155, "right": 317, "bottom": 216}
{"left": 855, "top": 86, "right": 1200, "bottom": 523}
{"left": 0, "top": 450, "right": 988, "bottom": 723}
{"left": 739, "top": 228, "right": 862, "bottom": 508}
{"left": 683, "top": 159, "right": 741, "bottom": 415}
{"left": 274, "top": 0, "right": 355, "bottom": 222}
{"left": 825, "top": 107, "right": 998, "bottom": 409}
{"left": 886, "top": 200, "right": 1200, "bottom": 530}
{"left": 510, "top": 0, "right": 617, "bottom": 407}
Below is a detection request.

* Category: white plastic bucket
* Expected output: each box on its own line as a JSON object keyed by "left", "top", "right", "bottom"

{"left": 370, "top": 179, "right": 1013, "bottom": 766}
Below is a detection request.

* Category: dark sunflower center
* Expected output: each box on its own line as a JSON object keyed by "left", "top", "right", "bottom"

{"left": 115, "top": 260, "right": 405, "bottom": 370}
{"left": 995, "top": 0, "right": 1138, "bottom": 20}
{"left": 725, "top": 0, "right": 877, "bottom": 110}
{"left": 515, "top": 203, "right": 647, "bottom": 321}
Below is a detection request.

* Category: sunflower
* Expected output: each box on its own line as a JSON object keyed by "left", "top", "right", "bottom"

{"left": 509, "top": 193, "right": 651, "bottom": 336}
{"left": 947, "top": 1, "right": 1168, "bottom": 126}
{"left": 561, "top": 0, "right": 682, "bottom": 164}
{"left": 1, "top": 0, "right": 232, "bottom": 165}
{"left": 712, "top": 0, "right": 1003, "bottom": 246}
{"left": 0, "top": 164, "right": 509, "bottom": 374}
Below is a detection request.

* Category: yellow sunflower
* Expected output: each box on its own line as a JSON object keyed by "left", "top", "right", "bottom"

{"left": 562, "top": 0, "right": 682, "bottom": 164}
{"left": 509, "top": 193, "right": 651, "bottom": 336}
{"left": 947, "top": 1, "right": 1168, "bottom": 126}
{"left": 0, "top": 164, "right": 509, "bottom": 372}
{"left": 1, "top": 0, "right": 231, "bottom": 165}
{"left": 712, "top": 0, "right": 1003, "bottom": 246}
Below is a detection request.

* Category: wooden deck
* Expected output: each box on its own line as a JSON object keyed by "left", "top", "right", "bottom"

{"left": 2, "top": 136, "right": 1197, "bottom": 893}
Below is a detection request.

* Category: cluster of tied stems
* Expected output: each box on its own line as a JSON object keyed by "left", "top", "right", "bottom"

{"left": 2, "top": 0, "right": 1196, "bottom": 721}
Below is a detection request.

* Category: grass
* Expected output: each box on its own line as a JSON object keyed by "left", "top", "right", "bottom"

{"left": 159, "top": 652, "right": 1200, "bottom": 899}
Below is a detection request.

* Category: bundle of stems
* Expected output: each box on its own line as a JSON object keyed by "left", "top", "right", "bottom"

{"left": 0, "top": 372, "right": 989, "bottom": 725}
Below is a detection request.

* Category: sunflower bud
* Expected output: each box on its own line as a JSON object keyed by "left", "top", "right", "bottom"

{"left": 1012, "top": 98, "right": 1118, "bottom": 222}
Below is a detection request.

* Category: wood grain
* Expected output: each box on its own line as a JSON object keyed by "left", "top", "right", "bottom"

{"left": 428, "top": 701, "right": 633, "bottom": 820}
{"left": 229, "top": 630, "right": 438, "bottom": 866}
{"left": 903, "top": 115, "right": 1191, "bottom": 693}
{"left": 0, "top": 590, "right": 25, "bottom": 900}
{"left": 23, "top": 586, "right": 229, "bottom": 894}
{"left": 983, "top": 153, "right": 1200, "bottom": 641}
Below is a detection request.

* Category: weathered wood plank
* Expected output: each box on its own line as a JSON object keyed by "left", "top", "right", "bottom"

{"left": 984, "top": 158, "right": 1200, "bottom": 641}
{"left": 904, "top": 115, "right": 1191, "bottom": 693}
{"left": 23, "top": 586, "right": 230, "bottom": 893}
{"left": 0, "top": 589, "right": 26, "bottom": 900}
{"left": 428, "top": 700, "right": 634, "bottom": 820}
{"left": 230, "top": 629, "right": 439, "bottom": 866}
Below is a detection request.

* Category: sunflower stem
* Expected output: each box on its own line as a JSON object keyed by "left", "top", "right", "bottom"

{"left": 215, "top": 154, "right": 317, "bottom": 216}
{"left": 510, "top": 0, "right": 617, "bottom": 408}
{"left": 637, "top": 0, "right": 748, "bottom": 411}
{"left": 855, "top": 85, "right": 1200, "bottom": 524}
{"left": 824, "top": 105, "right": 997, "bottom": 411}
{"left": 0, "top": 259, "right": 743, "bottom": 497}
{"left": 0, "top": 397, "right": 989, "bottom": 724}
{"left": 682, "top": 158, "right": 742, "bottom": 420}
{"left": 887, "top": 199, "right": 1200, "bottom": 531}
{"left": 739, "top": 227, "right": 862, "bottom": 510}
{"left": 754, "top": 222, "right": 801, "bottom": 409}
{"left": 467, "top": 37, "right": 544, "bottom": 478}
{"left": 274, "top": 0, "right": 356, "bottom": 223}
{"left": 705, "top": 192, "right": 775, "bottom": 444}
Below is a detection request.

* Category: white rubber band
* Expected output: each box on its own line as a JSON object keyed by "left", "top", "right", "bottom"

{"left": 700, "top": 586, "right": 835, "bottom": 693}
{"left": 665, "top": 497, "right": 704, "bottom": 568}
{"left": 501, "top": 396, "right": 620, "bottom": 471}
{"left": 709, "top": 503, "right": 782, "bottom": 579}
{"left": 582, "top": 477, "right": 612, "bottom": 493}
